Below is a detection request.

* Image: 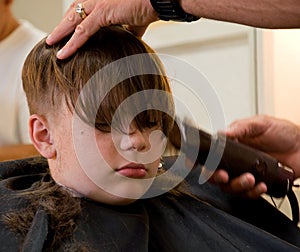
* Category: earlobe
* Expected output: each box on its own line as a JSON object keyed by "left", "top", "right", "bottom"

{"left": 29, "top": 115, "right": 56, "bottom": 159}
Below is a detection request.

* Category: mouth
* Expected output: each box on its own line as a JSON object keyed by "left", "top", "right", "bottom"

{"left": 116, "top": 163, "right": 147, "bottom": 178}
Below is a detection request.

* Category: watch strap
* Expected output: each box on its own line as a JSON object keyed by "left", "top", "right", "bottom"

{"left": 150, "top": 0, "right": 200, "bottom": 22}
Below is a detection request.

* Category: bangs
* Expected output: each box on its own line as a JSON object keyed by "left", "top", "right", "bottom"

{"left": 75, "top": 74, "right": 175, "bottom": 136}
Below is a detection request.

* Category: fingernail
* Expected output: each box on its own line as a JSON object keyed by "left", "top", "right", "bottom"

{"left": 46, "top": 34, "right": 52, "bottom": 43}
{"left": 240, "top": 175, "right": 250, "bottom": 188}
{"left": 57, "top": 49, "right": 64, "bottom": 58}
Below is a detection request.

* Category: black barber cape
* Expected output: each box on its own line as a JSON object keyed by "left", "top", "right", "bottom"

{"left": 0, "top": 157, "right": 300, "bottom": 251}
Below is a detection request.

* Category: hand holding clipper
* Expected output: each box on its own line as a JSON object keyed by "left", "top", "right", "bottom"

{"left": 170, "top": 119, "right": 295, "bottom": 198}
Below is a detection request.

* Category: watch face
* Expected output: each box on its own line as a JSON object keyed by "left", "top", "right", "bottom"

{"left": 150, "top": 0, "right": 200, "bottom": 22}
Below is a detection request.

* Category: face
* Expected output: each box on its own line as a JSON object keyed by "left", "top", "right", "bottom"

{"left": 47, "top": 103, "right": 166, "bottom": 205}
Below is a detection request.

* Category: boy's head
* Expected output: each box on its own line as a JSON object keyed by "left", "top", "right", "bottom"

{"left": 22, "top": 25, "right": 175, "bottom": 204}
{"left": 23, "top": 25, "right": 174, "bottom": 133}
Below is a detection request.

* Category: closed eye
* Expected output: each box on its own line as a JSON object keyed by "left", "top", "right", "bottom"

{"left": 95, "top": 122, "right": 111, "bottom": 133}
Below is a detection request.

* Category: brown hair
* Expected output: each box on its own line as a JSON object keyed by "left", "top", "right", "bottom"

{"left": 4, "top": 25, "right": 179, "bottom": 250}
{"left": 22, "top": 25, "right": 174, "bottom": 136}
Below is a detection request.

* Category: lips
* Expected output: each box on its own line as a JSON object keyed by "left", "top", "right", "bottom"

{"left": 116, "top": 163, "right": 147, "bottom": 178}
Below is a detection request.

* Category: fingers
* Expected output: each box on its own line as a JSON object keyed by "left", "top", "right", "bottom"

{"left": 45, "top": 0, "right": 156, "bottom": 59}
{"left": 225, "top": 115, "right": 271, "bottom": 140}
{"left": 56, "top": 14, "right": 100, "bottom": 59}
{"left": 224, "top": 121, "right": 251, "bottom": 139}
{"left": 210, "top": 169, "right": 229, "bottom": 184}
{"left": 46, "top": 1, "right": 98, "bottom": 59}
{"left": 227, "top": 173, "right": 256, "bottom": 193}
{"left": 245, "top": 182, "right": 267, "bottom": 199}
{"left": 47, "top": 1, "right": 86, "bottom": 45}
{"left": 211, "top": 170, "right": 267, "bottom": 199}
{"left": 211, "top": 170, "right": 255, "bottom": 190}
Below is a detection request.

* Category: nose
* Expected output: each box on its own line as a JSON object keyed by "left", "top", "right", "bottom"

{"left": 119, "top": 128, "right": 147, "bottom": 152}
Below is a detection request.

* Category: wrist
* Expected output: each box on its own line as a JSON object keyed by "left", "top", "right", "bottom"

{"left": 149, "top": 0, "right": 200, "bottom": 22}
{"left": 145, "top": 0, "right": 160, "bottom": 21}
{"left": 178, "top": 0, "right": 198, "bottom": 16}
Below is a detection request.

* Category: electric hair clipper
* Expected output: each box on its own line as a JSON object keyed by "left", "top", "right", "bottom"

{"left": 170, "top": 119, "right": 295, "bottom": 198}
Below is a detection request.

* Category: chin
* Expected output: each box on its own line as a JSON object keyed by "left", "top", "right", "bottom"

{"left": 108, "top": 196, "right": 138, "bottom": 206}
{"left": 88, "top": 180, "right": 154, "bottom": 205}
{"left": 90, "top": 191, "right": 138, "bottom": 206}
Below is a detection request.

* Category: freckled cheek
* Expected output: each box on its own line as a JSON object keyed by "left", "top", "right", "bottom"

{"left": 56, "top": 134, "right": 75, "bottom": 159}
{"left": 53, "top": 121, "right": 75, "bottom": 157}
{"left": 95, "top": 137, "right": 120, "bottom": 163}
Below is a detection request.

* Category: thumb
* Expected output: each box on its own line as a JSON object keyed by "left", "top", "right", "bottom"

{"left": 223, "top": 123, "right": 248, "bottom": 139}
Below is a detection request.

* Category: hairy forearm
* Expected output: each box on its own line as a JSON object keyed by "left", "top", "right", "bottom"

{"left": 0, "top": 144, "right": 40, "bottom": 161}
{"left": 180, "top": 0, "right": 300, "bottom": 28}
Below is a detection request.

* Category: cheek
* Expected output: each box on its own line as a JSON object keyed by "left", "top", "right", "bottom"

{"left": 53, "top": 122, "right": 74, "bottom": 158}
{"left": 96, "top": 135, "right": 119, "bottom": 161}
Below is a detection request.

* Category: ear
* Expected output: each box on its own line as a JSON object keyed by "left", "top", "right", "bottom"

{"left": 29, "top": 114, "right": 56, "bottom": 159}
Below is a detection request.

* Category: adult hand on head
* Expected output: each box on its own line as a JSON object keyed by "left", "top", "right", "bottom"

{"left": 211, "top": 114, "right": 300, "bottom": 198}
{"left": 46, "top": 0, "right": 159, "bottom": 59}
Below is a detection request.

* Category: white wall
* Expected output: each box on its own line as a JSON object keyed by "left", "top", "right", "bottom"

{"left": 12, "top": 0, "right": 62, "bottom": 33}
{"left": 257, "top": 29, "right": 300, "bottom": 124}
{"left": 144, "top": 20, "right": 257, "bottom": 132}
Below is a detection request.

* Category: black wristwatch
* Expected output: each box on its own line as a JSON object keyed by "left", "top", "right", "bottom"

{"left": 150, "top": 0, "right": 200, "bottom": 22}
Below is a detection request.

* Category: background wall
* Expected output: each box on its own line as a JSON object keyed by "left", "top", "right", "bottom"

{"left": 257, "top": 29, "right": 300, "bottom": 124}
{"left": 143, "top": 20, "right": 257, "bottom": 132}
{"left": 12, "top": 0, "right": 62, "bottom": 33}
